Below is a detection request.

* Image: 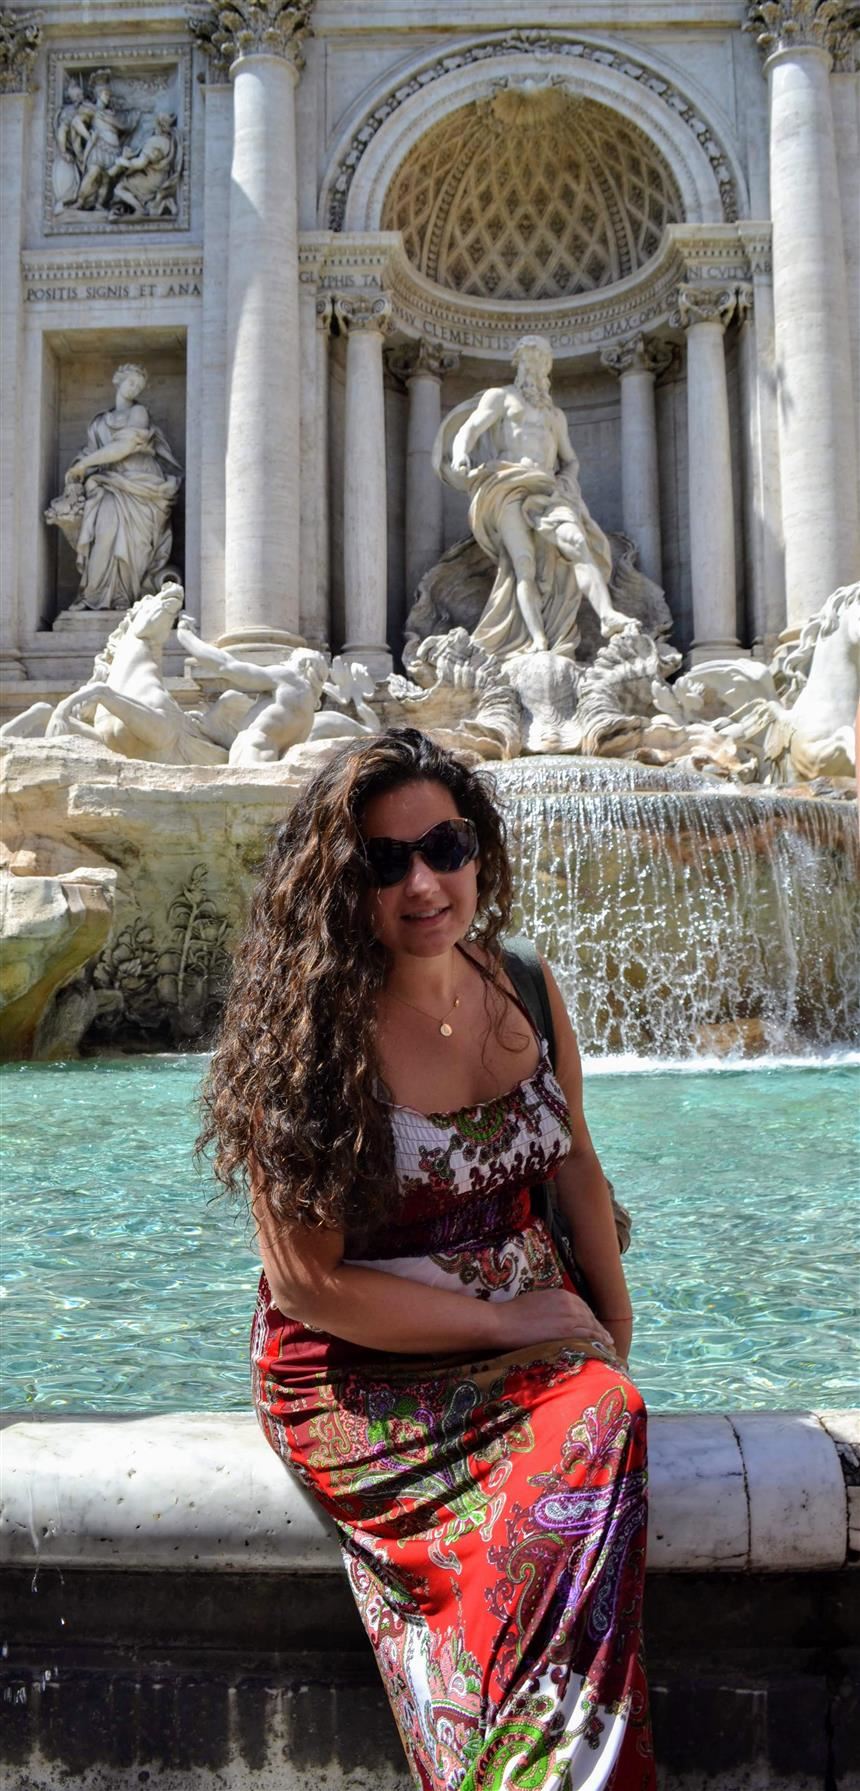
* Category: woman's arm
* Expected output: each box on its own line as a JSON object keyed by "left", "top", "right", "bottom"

{"left": 70, "top": 429, "right": 152, "bottom": 476}
{"left": 251, "top": 1163, "right": 615, "bottom": 1358}
{"left": 541, "top": 958, "right": 634, "bottom": 1361}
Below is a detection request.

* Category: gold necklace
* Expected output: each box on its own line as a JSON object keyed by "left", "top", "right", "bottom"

{"left": 389, "top": 988, "right": 461, "bottom": 1038}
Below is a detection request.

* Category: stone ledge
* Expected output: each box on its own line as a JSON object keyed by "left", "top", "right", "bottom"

{"left": 0, "top": 1408, "right": 854, "bottom": 1574}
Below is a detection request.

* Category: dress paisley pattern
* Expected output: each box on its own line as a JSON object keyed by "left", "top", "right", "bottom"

{"left": 252, "top": 1041, "right": 655, "bottom": 1790}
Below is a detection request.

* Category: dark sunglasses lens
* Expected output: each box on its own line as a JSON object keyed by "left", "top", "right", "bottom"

{"left": 365, "top": 839, "right": 411, "bottom": 887}
{"left": 422, "top": 820, "right": 478, "bottom": 872}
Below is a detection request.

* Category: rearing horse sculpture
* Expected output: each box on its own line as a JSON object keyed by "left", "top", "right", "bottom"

{"left": 46, "top": 583, "right": 226, "bottom": 765}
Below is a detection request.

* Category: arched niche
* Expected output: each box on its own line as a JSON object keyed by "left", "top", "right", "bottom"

{"left": 321, "top": 38, "right": 748, "bottom": 240}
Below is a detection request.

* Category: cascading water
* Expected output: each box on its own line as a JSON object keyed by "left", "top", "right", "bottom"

{"left": 494, "top": 758, "right": 860, "bottom": 1058}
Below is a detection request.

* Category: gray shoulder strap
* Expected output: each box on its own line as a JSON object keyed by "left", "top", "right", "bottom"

{"left": 501, "top": 936, "right": 557, "bottom": 1069}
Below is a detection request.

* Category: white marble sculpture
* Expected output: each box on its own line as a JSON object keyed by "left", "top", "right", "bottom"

{"left": 45, "top": 363, "right": 182, "bottom": 613}
{"left": 175, "top": 622, "right": 331, "bottom": 764}
{"left": 41, "top": 592, "right": 376, "bottom": 769}
{"left": 73, "top": 72, "right": 135, "bottom": 213}
{"left": 51, "top": 77, "right": 92, "bottom": 212}
{"left": 434, "top": 334, "right": 630, "bottom": 659}
{"left": 108, "top": 111, "right": 182, "bottom": 219}
{"left": 46, "top": 584, "right": 224, "bottom": 766}
{"left": 51, "top": 67, "right": 183, "bottom": 222}
{"left": 669, "top": 583, "right": 860, "bottom": 782}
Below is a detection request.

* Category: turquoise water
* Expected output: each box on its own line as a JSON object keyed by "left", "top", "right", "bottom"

{"left": 1, "top": 1056, "right": 857, "bottom": 1414}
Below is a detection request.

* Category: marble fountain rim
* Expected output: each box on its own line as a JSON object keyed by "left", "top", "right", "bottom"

{"left": 0, "top": 1407, "right": 856, "bottom": 1576}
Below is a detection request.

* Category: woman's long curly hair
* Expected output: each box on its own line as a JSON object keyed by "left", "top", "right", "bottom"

{"left": 197, "top": 728, "right": 514, "bottom": 1239}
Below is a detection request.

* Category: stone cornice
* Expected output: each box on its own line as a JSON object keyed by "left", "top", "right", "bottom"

{"left": 21, "top": 245, "right": 203, "bottom": 306}
{"left": 744, "top": 0, "right": 860, "bottom": 66}
{"left": 187, "top": 0, "right": 313, "bottom": 74}
{"left": 300, "top": 224, "right": 760, "bottom": 363}
{"left": 0, "top": 7, "right": 42, "bottom": 92}
{"left": 323, "top": 30, "right": 742, "bottom": 232}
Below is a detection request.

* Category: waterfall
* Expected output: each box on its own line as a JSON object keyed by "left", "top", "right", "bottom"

{"left": 493, "top": 758, "right": 860, "bottom": 1058}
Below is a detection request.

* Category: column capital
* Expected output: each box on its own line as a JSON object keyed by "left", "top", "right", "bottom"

{"left": 335, "top": 291, "right": 394, "bottom": 337}
{"left": 674, "top": 284, "right": 738, "bottom": 331}
{"left": 601, "top": 334, "right": 674, "bottom": 380}
{"left": 315, "top": 293, "right": 334, "bottom": 335}
{"left": 0, "top": 8, "right": 42, "bottom": 93}
{"left": 743, "top": 1, "right": 859, "bottom": 69}
{"left": 387, "top": 339, "right": 460, "bottom": 385}
{"left": 187, "top": 0, "right": 314, "bottom": 77}
{"left": 736, "top": 281, "right": 755, "bottom": 323}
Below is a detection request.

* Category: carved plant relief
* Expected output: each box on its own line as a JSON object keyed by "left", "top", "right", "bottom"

{"left": 46, "top": 50, "right": 190, "bottom": 232}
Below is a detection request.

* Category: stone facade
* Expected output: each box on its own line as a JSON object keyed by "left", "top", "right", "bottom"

{"left": 1, "top": 0, "right": 858, "bottom": 707}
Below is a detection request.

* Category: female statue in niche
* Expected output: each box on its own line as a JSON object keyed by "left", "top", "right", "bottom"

{"left": 46, "top": 363, "right": 182, "bottom": 613}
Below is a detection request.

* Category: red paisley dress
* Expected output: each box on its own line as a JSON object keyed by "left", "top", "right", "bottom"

{"left": 252, "top": 1037, "right": 655, "bottom": 1791}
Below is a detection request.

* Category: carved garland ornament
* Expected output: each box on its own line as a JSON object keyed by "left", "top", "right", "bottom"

{"left": 0, "top": 6, "right": 41, "bottom": 92}
{"left": 326, "top": 32, "right": 739, "bottom": 232}
{"left": 188, "top": 0, "right": 314, "bottom": 73}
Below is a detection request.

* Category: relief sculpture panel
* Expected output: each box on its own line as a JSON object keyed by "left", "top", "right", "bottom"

{"left": 45, "top": 46, "right": 191, "bottom": 233}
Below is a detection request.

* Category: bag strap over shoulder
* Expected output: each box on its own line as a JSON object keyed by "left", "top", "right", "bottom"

{"left": 501, "top": 936, "right": 556, "bottom": 1069}
{"left": 500, "top": 937, "right": 632, "bottom": 1259}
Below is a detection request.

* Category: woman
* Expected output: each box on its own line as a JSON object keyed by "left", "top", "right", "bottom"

{"left": 62, "top": 363, "right": 181, "bottom": 612}
{"left": 200, "top": 728, "right": 654, "bottom": 1790}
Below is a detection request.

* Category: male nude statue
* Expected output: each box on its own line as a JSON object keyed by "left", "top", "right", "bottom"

{"left": 439, "top": 335, "right": 628, "bottom": 659}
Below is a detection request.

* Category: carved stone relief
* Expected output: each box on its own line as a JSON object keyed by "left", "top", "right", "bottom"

{"left": 0, "top": 7, "right": 41, "bottom": 93}
{"left": 45, "top": 47, "right": 191, "bottom": 234}
{"left": 88, "top": 865, "right": 231, "bottom": 1044}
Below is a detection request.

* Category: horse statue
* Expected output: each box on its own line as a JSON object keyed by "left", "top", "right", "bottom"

{"left": 45, "top": 583, "right": 226, "bottom": 765}
{"left": 671, "top": 583, "right": 860, "bottom": 783}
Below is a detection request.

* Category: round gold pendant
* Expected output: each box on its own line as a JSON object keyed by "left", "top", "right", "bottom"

{"left": 440, "top": 1022, "right": 453, "bottom": 1038}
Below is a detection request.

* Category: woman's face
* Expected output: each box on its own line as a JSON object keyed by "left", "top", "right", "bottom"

{"left": 361, "top": 778, "right": 480, "bottom": 962}
{"left": 116, "top": 371, "right": 145, "bottom": 401}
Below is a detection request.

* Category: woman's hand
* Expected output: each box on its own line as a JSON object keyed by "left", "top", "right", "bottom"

{"left": 494, "top": 1288, "right": 615, "bottom": 1354}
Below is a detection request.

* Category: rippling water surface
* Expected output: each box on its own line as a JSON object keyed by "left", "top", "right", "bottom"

{"left": 2, "top": 1054, "right": 857, "bottom": 1413}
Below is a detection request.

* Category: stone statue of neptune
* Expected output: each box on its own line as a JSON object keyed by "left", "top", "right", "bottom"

{"left": 435, "top": 335, "right": 629, "bottom": 659}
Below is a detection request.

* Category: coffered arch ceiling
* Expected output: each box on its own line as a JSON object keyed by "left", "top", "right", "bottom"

{"left": 380, "top": 84, "right": 685, "bottom": 303}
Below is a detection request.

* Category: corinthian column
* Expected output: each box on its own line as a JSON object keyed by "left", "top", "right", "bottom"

{"left": 336, "top": 293, "right": 393, "bottom": 680}
{"left": 194, "top": 1, "right": 314, "bottom": 653}
{"left": 189, "top": 26, "right": 233, "bottom": 640}
{"left": 677, "top": 286, "right": 741, "bottom": 662}
{"left": 746, "top": 1, "right": 860, "bottom": 623}
{"left": 601, "top": 335, "right": 672, "bottom": 586}
{"left": 389, "top": 341, "right": 459, "bottom": 601}
{"left": 0, "top": 9, "right": 41, "bottom": 680}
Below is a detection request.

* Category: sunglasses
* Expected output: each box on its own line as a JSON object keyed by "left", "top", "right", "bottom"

{"left": 363, "top": 818, "right": 479, "bottom": 888}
